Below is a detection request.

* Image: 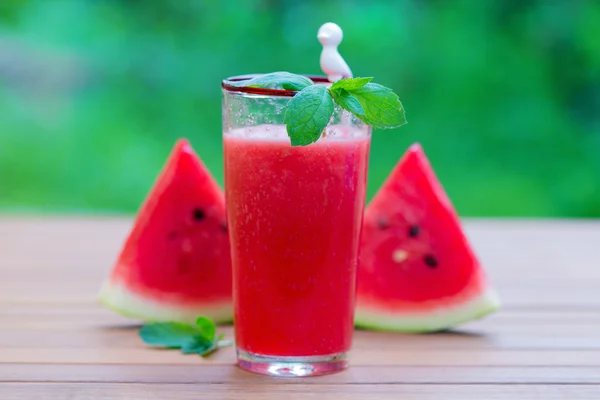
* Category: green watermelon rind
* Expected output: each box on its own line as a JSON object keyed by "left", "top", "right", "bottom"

{"left": 98, "top": 279, "right": 233, "bottom": 325}
{"left": 354, "top": 288, "right": 500, "bottom": 333}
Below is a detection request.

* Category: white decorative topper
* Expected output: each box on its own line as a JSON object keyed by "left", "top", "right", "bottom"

{"left": 317, "top": 22, "right": 352, "bottom": 82}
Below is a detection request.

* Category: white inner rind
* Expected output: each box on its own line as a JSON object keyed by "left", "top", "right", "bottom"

{"left": 354, "top": 288, "right": 501, "bottom": 332}
{"left": 98, "top": 280, "right": 233, "bottom": 324}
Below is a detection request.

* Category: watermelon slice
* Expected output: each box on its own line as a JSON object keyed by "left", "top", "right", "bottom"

{"left": 355, "top": 143, "right": 499, "bottom": 332}
{"left": 98, "top": 139, "right": 233, "bottom": 324}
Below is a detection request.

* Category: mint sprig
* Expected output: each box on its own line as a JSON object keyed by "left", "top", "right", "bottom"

{"left": 330, "top": 77, "right": 373, "bottom": 91}
{"left": 139, "top": 316, "right": 233, "bottom": 357}
{"left": 333, "top": 82, "right": 406, "bottom": 129}
{"left": 330, "top": 88, "right": 366, "bottom": 120}
{"left": 234, "top": 73, "right": 407, "bottom": 146}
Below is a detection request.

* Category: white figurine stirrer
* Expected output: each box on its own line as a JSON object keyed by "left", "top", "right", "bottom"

{"left": 318, "top": 22, "right": 352, "bottom": 82}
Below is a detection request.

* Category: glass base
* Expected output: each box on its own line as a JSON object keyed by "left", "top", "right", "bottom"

{"left": 236, "top": 348, "right": 348, "bottom": 377}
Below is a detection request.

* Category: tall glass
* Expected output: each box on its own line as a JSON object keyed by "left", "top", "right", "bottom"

{"left": 222, "top": 75, "right": 371, "bottom": 377}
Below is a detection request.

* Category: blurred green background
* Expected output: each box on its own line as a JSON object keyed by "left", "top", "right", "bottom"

{"left": 0, "top": 0, "right": 598, "bottom": 217}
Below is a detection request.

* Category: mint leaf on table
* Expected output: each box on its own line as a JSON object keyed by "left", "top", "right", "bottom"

{"left": 284, "top": 84, "right": 334, "bottom": 146}
{"left": 195, "top": 316, "right": 216, "bottom": 342}
{"left": 342, "top": 83, "right": 407, "bottom": 129}
{"left": 138, "top": 316, "right": 232, "bottom": 357}
{"left": 229, "top": 71, "right": 314, "bottom": 91}
{"left": 199, "top": 333, "right": 227, "bottom": 357}
{"left": 139, "top": 322, "right": 201, "bottom": 348}
{"left": 182, "top": 334, "right": 232, "bottom": 357}
{"left": 180, "top": 337, "right": 213, "bottom": 355}
{"left": 330, "top": 77, "right": 373, "bottom": 91}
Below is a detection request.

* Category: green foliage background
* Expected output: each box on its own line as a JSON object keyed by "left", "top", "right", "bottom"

{"left": 1, "top": 0, "right": 599, "bottom": 217}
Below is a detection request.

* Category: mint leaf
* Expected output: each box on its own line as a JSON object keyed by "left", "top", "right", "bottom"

{"left": 201, "top": 333, "right": 225, "bottom": 357}
{"left": 330, "top": 88, "right": 366, "bottom": 119}
{"left": 230, "top": 72, "right": 313, "bottom": 91}
{"left": 330, "top": 77, "right": 373, "bottom": 91}
{"left": 139, "top": 322, "right": 200, "bottom": 348}
{"left": 284, "top": 84, "right": 334, "bottom": 146}
{"left": 195, "top": 316, "right": 216, "bottom": 342}
{"left": 345, "top": 83, "right": 407, "bottom": 129}
{"left": 181, "top": 337, "right": 212, "bottom": 354}
{"left": 138, "top": 317, "right": 233, "bottom": 357}
{"left": 182, "top": 334, "right": 229, "bottom": 357}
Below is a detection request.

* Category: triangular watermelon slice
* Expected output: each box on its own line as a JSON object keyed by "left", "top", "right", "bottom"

{"left": 355, "top": 143, "right": 499, "bottom": 332}
{"left": 98, "top": 139, "right": 233, "bottom": 324}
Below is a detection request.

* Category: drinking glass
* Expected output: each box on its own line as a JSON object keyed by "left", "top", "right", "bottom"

{"left": 222, "top": 75, "right": 371, "bottom": 377}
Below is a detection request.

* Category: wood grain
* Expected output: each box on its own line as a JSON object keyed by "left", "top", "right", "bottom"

{"left": 1, "top": 217, "right": 599, "bottom": 398}
{"left": 2, "top": 364, "right": 600, "bottom": 384}
{"left": 3, "top": 321, "right": 600, "bottom": 350}
{"left": 4, "top": 347, "right": 600, "bottom": 366}
{"left": 0, "top": 383, "right": 599, "bottom": 400}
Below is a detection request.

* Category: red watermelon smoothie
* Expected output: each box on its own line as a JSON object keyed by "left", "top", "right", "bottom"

{"left": 222, "top": 77, "right": 371, "bottom": 377}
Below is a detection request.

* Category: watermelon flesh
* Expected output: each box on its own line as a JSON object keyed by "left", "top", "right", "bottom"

{"left": 98, "top": 139, "right": 233, "bottom": 324}
{"left": 355, "top": 143, "right": 499, "bottom": 332}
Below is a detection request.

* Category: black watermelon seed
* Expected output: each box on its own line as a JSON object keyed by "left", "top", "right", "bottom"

{"left": 408, "top": 225, "right": 420, "bottom": 238}
{"left": 423, "top": 255, "right": 439, "bottom": 268}
{"left": 192, "top": 208, "right": 206, "bottom": 221}
{"left": 377, "top": 218, "right": 390, "bottom": 230}
{"left": 220, "top": 221, "right": 228, "bottom": 233}
{"left": 167, "top": 231, "right": 178, "bottom": 240}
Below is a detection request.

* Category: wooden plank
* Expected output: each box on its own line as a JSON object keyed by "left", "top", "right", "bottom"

{"left": 0, "top": 329, "right": 597, "bottom": 351}
{"left": 2, "top": 364, "right": 600, "bottom": 384}
{"left": 3, "top": 308, "right": 600, "bottom": 338}
{"left": 0, "top": 383, "right": 599, "bottom": 400}
{"left": 2, "top": 323, "right": 600, "bottom": 351}
{"left": 1, "top": 347, "right": 599, "bottom": 366}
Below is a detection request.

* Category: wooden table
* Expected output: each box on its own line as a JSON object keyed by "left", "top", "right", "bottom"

{"left": 1, "top": 217, "right": 599, "bottom": 399}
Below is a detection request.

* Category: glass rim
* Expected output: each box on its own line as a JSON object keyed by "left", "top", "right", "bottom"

{"left": 221, "top": 74, "right": 330, "bottom": 97}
